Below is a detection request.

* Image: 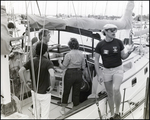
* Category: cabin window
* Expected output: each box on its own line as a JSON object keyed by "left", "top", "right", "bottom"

{"left": 144, "top": 67, "right": 148, "bottom": 74}
{"left": 132, "top": 78, "right": 137, "bottom": 87}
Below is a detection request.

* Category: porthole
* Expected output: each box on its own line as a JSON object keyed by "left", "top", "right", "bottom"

{"left": 132, "top": 78, "right": 137, "bottom": 87}
{"left": 144, "top": 67, "right": 148, "bottom": 74}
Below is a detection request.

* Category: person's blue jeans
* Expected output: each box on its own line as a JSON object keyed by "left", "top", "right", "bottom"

{"left": 62, "top": 68, "right": 82, "bottom": 107}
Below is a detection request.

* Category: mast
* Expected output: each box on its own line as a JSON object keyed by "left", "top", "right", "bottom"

{"left": 104, "top": 1, "right": 108, "bottom": 16}
{"left": 56, "top": 1, "right": 58, "bottom": 16}
{"left": 139, "top": 1, "right": 143, "bottom": 53}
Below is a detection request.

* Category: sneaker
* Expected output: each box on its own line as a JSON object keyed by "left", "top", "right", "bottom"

{"left": 88, "top": 94, "right": 99, "bottom": 99}
{"left": 59, "top": 110, "right": 65, "bottom": 115}
{"left": 113, "top": 113, "right": 121, "bottom": 119}
{"left": 106, "top": 114, "right": 114, "bottom": 120}
{"left": 109, "top": 117, "right": 114, "bottom": 120}
{"left": 106, "top": 117, "right": 113, "bottom": 120}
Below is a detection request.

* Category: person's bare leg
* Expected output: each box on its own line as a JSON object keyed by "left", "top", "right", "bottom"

{"left": 104, "top": 81, "right": 114, "bottom": 116}
{"left": 113, "top": 73, "right": 123, "bottom": 114}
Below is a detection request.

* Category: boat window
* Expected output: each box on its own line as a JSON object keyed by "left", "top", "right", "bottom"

{"left": 48, "top": 31, "right": 59, "bottom": 45}
{"left": 144, "top": 67, "right": 148, "bottom": 74}
{"left": 59, "top": 31, "right": 93, "bottom": 47}
{"left": 123, "top": 62, "right": 132, "bottom": 72}
{"left": 132, "top": 78, "right": 137, "bottom": 87}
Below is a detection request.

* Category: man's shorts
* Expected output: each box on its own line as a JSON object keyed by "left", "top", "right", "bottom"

{"left": 102, "top": 65, "right": 123, "bottom": 82}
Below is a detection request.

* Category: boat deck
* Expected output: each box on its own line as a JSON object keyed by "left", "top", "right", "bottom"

{"left": 20, "top": 96, "right": 72, "bottom": 119}
{"left": 1, "top": 92, "right": 107, "bottom": 119}
{"left": 57, "top": 92, "right": 107, "bottom": 119}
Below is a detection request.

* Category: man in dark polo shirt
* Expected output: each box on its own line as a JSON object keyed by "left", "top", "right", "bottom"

{"left": 27, "top": 29, "right": 62, "bottom": 61}
{"left": 19, "top": 42, "right": 55, "bottom": 119}
{"left": 94, "top": 24, "right": 135, "bottom": 119}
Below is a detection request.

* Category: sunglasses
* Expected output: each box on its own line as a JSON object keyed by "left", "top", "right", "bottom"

{"left": 106, "top": 28, "right": 117, "bottom": 32}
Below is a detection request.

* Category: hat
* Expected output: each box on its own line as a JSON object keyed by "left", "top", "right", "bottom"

{"left": 13, "top": 49, "right": 24, "bottom": 54}
{"left": 103, "top": 24, "right": 118, "bottom": 30}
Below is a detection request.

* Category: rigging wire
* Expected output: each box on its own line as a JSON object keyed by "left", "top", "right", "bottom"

{"left": 129, "top": 1, "right": 133, "bottom": 45}
{"left": 67, "top": 1, "right": 69, "bottom": 16}
{"left": 71, "top": 1, "right": 102, "bottom": 119}
{"left": 29, "top": 1, "right": 48, "bottom": 118}
{"left": 25, "top": 1, "right": 38, "bottom": 119}
{"left": 36, "top": 1, "right": 47, "bottom": 96}
{"left": 139, "top": 2, "right": 143, "bottom": 46}
{"left": 104, "top": 1, "right": 108, "bottom": 16}
{"left": 71, "top": 1, "right": 92, "bottom": 77}
{"left": 93, "top": 2, "right": 97, "bottom": 16}
{"left": 23, "top": 1, "right": 33, "bottom": 54}
{"left": 84, "top": 2, "right": 87, "bottom": 17}
{"left": 25, "top": 1, "right": 48, "bottom": 118}
{"left": 56, "top": 1, "right": 58, "bottom": 16}
{"left": 92, "top": 2, "right": 93, "bottom": 16}
{"left": 26, "top": 1, "right": 32, "bottom": 54}
{"left": 138, "top": 1, "right": 140, "bottom": 16}
{"left": 25, "top": 1, "right": 46, "bottom": 118}
{"left": 117, "top": 2, "right": 120, "bottom": 17}
{"left": 31, "top": 1, "right": 33, "bottom": 15}
{"left": 36, "top": 0, "right": 41, "bottom": 16}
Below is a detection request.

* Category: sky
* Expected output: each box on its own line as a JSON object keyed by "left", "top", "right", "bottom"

{"left": 1, "top": 1, "right": 149, "bottom": 17}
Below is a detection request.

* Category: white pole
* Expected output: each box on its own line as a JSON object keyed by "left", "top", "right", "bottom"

{"left": 139, "top": 1, "right": 143, "bottom": 54}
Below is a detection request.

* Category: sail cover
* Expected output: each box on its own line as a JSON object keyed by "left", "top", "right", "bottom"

{"left": 28, "top": 1, "right": 134, "bottom": 31}
{"left": 65, "top": 1, "right": 134, "bottom": 31}
{"left": 28, "top": 14, "right": 66, "bottom": 30}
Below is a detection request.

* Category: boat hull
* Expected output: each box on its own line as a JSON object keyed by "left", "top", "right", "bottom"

{"left": 61, "top": 51, "right": 149, "bottom": 119}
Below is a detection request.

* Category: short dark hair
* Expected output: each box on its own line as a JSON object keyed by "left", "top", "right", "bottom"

{"left": 38, "top": 29, "right": 49, "bottom": 41}
{"left": 36, "top": 42, "right": 48, "bottom": 56}
{"left": 68, "top": 38, "right": 79, "bottom": 49}
{"left": 31, "top": 37, "right": 38, "bottom": 45}
{"left": 7, "top": 22, "right": 16, "bottom": 29}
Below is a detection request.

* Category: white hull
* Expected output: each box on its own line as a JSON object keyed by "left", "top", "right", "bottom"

{"left": 63, "top": 49, "right": 149, "bottom": 119}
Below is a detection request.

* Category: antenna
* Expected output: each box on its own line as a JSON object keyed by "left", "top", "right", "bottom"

{"left": 36, "top": 0, "right": 41, "bottom": 16}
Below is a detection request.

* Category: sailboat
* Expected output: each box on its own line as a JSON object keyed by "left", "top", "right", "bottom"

{"left": 1, "top": 1, "right": 149, "bottom": 119}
